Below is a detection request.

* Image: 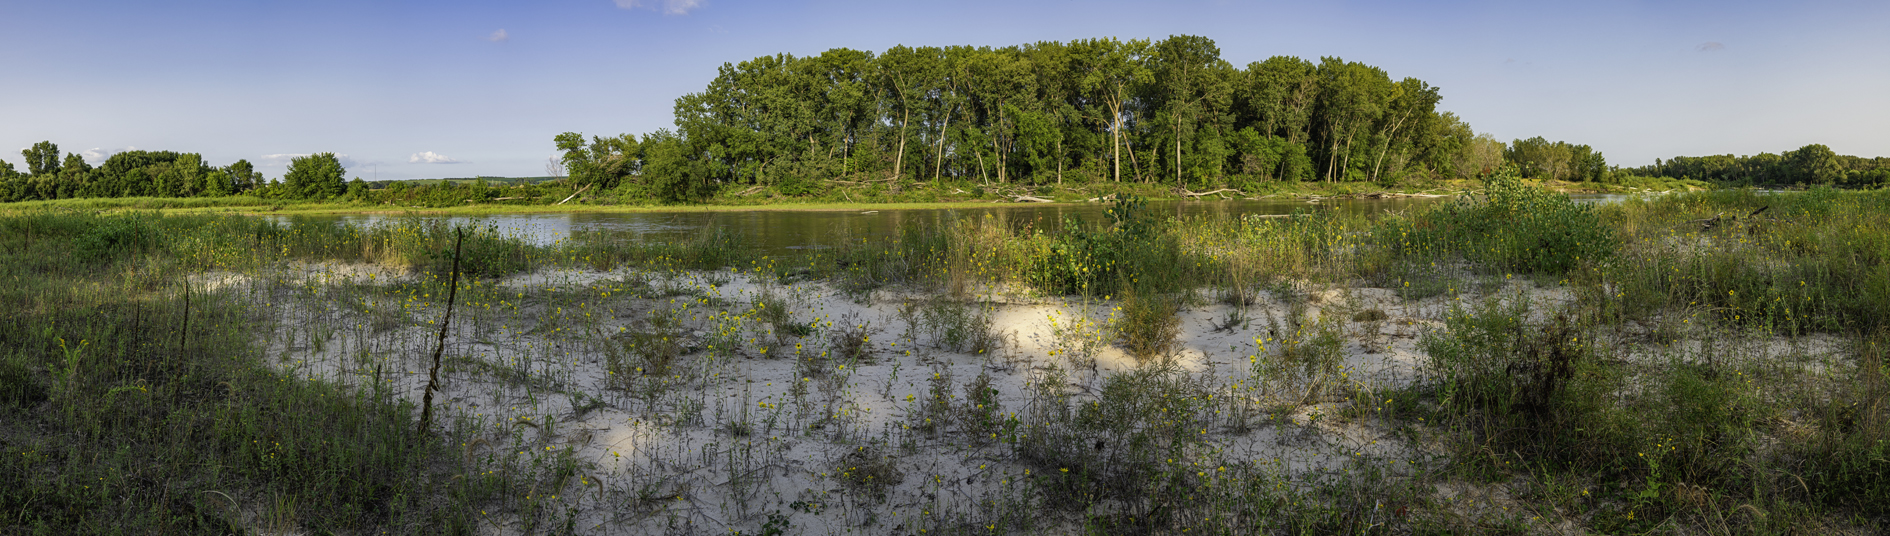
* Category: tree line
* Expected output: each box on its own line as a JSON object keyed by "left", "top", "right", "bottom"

{"left": 556, "top": 35, "right": 1577, "bottom": 201}
{"left": 15, "top": 35, "right": 1886, "bottom": 206}
{"left": 0, "top": 143, "right": 356, "bottom": 202}
{"left": 1628, "top": 144, "right": 1890, "bottom": 188}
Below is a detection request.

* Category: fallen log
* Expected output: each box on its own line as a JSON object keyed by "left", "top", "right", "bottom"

{"left": 554, "top": 184, "right": 592, "bottom": 206}
{"left": 1181, "top": 188, "right": 1244, "bottom": 198}
{"left": 1011, "top": 195, "right": 1054, "bottom": 203}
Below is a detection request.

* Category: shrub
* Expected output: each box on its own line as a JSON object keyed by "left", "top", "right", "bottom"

{"left": 1379, "top": 167, "right": 1616, "bottom": 275}
{"left": 74, "top": 214, "right": 161, "bottom": 262}
{"left": 1115, "top": 291, "right": 1181, "bottom": 361}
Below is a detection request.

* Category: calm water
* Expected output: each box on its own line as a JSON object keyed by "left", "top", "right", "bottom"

{"left": 271, "top": 194, "right": 1629, "bottom": 255}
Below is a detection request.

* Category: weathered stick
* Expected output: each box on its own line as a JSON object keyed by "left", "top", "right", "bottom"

{"left": 418, "top": 226, "right": 464, "bottom": 435}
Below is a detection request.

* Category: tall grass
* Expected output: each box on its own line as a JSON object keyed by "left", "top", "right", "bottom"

{"left": 0, "top": 210, "right": 548, "bottom": 533}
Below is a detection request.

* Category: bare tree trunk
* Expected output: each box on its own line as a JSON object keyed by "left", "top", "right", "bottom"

{"left": 934, "top": 105, "right": 954, "bottom": 181}
{"left": 1370, "top": 109, "right": 1412, "bottom": 183}
{"left": 1056, "top": 137, "right": 1064, "bottom": 185}
{"left": 893, "top": 108, "right": 909, "bottom": 181}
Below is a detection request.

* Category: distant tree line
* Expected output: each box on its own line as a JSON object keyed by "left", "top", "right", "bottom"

{"left": 556, "top": 35, "right": 1579, "bottom": 201}
{"left": 1628, "top": 144, "right": 1890, "bottom": 188}
{"left": 0, "top": 142, "right": 359, "bottom": 202}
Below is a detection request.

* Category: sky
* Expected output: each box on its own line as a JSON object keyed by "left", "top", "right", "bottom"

{"left": 2, "top": 0, "right": 1886, "bottom": 180}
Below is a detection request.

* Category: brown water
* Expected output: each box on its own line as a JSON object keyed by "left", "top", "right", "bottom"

{"left": 272, "top": 195, "right": 1627, "bottom": 255}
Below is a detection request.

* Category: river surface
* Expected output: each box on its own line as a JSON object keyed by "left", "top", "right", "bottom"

{"left": 270, "top": 194, "right": 1631, "bottom": 255}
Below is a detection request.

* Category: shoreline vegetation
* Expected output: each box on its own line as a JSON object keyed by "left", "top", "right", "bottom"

{"left": 4, "top": 171, "right": 1886, "bottom": 533}
{"left": 1, "top": 176, "right": 1703, "bottom": 216}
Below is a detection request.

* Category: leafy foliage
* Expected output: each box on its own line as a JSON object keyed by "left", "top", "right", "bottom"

{"left": 1378, "top": 167, "right": 1616, "bottom": 275}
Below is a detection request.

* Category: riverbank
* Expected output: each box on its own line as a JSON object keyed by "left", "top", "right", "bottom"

{"left": 0, "top": 176, "right": 1707, "bottom": 217}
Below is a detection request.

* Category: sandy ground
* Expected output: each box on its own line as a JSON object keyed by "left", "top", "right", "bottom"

{"left": 193, "top": 263, "right": 1852, "bottom": 535}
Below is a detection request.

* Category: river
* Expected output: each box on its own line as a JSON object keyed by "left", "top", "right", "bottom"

{"left": 269, "top": 194, "right": 1630, "bottom": 255}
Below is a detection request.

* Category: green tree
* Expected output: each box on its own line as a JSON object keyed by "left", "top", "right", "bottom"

{"left": 225, "top": 159, "right": 261, "bottom": 192}
{"left": 283, "top": 153, "right": 347, "bottom": 199}
{"left": 0, "top": 159, "right": 20, "bottom": 202}
{"left": 21, "top": 141, "right": 60, "bottom": 177}
{"left": 1145, "top": 35, "right": 1235, "bottom": 188}
{"left": 58, "top": 153, "right": 92, "bottom": 199}
{"left": 639, "top": 129, "right": 711, "bottom": 202}
{"left": 1071, "top": 37, "right": 1152, "bottom": 182}
{"left": 1311, "top": 58, "right": 1396, "bottom": 182}
{"left": 1788, "top": 143, "right": 1843, "bottom": 185}
{"left": 556, "top": 132, "right": 642, "bottom": 191}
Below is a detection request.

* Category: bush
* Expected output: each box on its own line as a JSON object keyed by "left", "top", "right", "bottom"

{"left": 1419, "top": 297, "right": 1625, "bottom": 466}
{"left": 1026, "top": 194, "right": 1187, "bottom": 296}
{"left": 74, "top": 214, "right": 161, "bottom": 262}
{"left": 1379, "top": 167, "right": 1616, "bottom": 275}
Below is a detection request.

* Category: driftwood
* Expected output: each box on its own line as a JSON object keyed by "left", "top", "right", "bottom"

{"left": 554, "top": 184, "right": 592, "bottom": 206}
{"left": 490, "top": 196, "right": 528, "bottom": 201}
{"left": 1688, "top": 206, "right": 1772, "bottom": 231}
{"left": 1011, "top": 195, "right": 1054, "bottom": 203}
{"left": 829, "top": 177, "right": 898, "bottom": 185}
{"left": 1086, "top": 193, "right": 1118, "bottom": 203}
{"left": 733, "top": 185, "right": 766, "bottom": 197}
{"left": 1181, "top": 188, "right": 1244, "bottom": 198}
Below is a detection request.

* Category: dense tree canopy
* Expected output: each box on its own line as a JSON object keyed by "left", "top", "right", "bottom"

{"left": 282, "top": 153, "right": 347, "bottom": 199}
{"left": 0, "top": 144, "right": 317, "bottom": 202}
{"left": 557, "top": 35, "right": 1537, "bottom": 201}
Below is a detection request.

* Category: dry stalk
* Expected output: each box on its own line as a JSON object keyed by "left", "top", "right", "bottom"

{"left": 418, "top": 226, "right": 464, "bottom": 435}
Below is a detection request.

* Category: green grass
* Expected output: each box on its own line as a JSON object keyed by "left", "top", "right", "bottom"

{"left": 0, "top": 210, "right": 554, "bottom": 533}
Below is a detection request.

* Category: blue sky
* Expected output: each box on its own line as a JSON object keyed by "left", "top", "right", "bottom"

{"left": 3, "top": 0, "right": 1886, "bottom": 179}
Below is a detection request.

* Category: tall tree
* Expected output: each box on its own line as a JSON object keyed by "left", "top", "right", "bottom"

{"left": 283, "top": 153, "right": 346, "bottom": 199}
{"left": 225, "top": 159, "right": 261, "bottom": 192}
{"left": 1146, "top": 35, "right": 1235, "bottom": 187}
{"left": 1071, "top": 37, "right": 1151, "bottom": 182}
{"left": 21, "top": 141, "right": 60, "bottom": 177}
{"left": 1788, "top": 143, "right": 1844, "bottom": 185}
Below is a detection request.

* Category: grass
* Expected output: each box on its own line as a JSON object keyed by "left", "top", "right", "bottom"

{"left": 0, "top": 211, "right": 546, "bottom": 533}
{"left": 5, "top": 178, "right": 1889, "bottom": 534}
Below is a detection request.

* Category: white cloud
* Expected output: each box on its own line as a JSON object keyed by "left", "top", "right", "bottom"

{"left": 410, "top": 151, "right": 462, "bottom": 164}
{"left": 80, "top": 146, "right": 134, "bottom": 165}
{"left": 613, "top": 0, "right": 703, "bottom": 15}
{"left": 486, "top": 29, "right": 509, "bottom": 43}
{"left": 1697, "top": 41, "right": 1726, "bottom": 52}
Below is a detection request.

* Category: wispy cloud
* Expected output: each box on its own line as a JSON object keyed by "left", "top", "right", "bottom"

{"left": 259, "top": 153, "right": 358, "bottom": 169}
{"left": 486, "top": 29, "right": 509, "bottom": 43}
{"left": 613, "top": 0, "right": 703, "bottom": 15}
{"left": 1697, "top": 41, "right": 1726, "bottom": 52}
{"left": 258, "top": 153, "right": 307, "bottom": 166}
{"left": 410, "top": 151, "right": 462, "bottom": 164}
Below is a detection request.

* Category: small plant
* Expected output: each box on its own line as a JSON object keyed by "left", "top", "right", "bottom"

{"left": 826, "top": 312, "right": 879, "bottom": 365}
{"left": 829, "top": 444, "right": 904, "bottom": 503}
{"left": 918, "top": 299, "right": 1003, "bottom": 355}
{"left": 959, "top": 371, "right": 1006, "bottom": 444}
{"left": 1116, "top": 291, "right": 1181, "bottom": 361}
